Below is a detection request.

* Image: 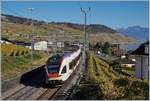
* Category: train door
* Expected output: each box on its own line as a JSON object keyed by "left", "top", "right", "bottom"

{"left": 61, "top": 63, "right": 71, "bottom": 81}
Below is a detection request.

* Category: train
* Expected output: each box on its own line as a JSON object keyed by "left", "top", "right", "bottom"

{"left": 44, "top": 46, "right": 82, "bottom": 84}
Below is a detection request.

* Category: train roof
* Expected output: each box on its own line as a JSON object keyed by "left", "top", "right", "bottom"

{"left": 47, "top": 46, "right": 80, "bottom": 64}
{"left": 63, "top": 45, "right": 79, "bottom": 52}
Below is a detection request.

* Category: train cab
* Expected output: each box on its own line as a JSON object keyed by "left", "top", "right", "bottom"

{"left": 45, "top": 54, "right": 63, "bottom": 84}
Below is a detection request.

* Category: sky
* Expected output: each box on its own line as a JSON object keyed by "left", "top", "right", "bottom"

{"left": 1, "top": 1, "right": 149, "bottom": 29}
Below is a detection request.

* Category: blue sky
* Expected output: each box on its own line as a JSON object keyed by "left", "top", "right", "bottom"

{"left": 1, "top": 1, "right": 149, "bottom": 29}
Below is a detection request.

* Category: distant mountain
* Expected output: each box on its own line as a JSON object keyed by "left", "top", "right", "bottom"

{"left": 1, "top": 14, "right": 46, "bottom": 26}
{"left": 116, "top": 26, "right": 149, "bottom": 41}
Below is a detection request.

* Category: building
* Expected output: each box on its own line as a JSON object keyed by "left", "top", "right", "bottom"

{"left": 1, "top": 38, "right": 13, "bottom": 44}
{"left": 34, "top": 41, "right": 48, "bottom": 51}
{"left": 119, "top": 58, "right": 135, "bottom": 68}
{"left": 132, "top": 41, "right": 149, "bottom": 80}
{"left": 57, "top": 41, "right": 64, "bottom": 48}
{"left": 47, "top": 41, "right": 53, "bottom": 48}
{"left": 13, "top": 40, "right": 30, "bottom": 46}
{"left": 113, "top": 48, "right": 124, "bottom": 57}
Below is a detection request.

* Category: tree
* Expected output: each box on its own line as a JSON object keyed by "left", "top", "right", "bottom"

{"left": 103, "top": 42, "right": 110, "bottom": 54}
{"left": 94, "top": 42, "right": 103, "bottom": 49}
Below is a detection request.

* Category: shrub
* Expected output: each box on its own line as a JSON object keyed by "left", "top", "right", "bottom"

{"left": 113, "top": 78, "right": 129, "bottom": 87}
{"left": 73, "top": 81, "right": 103, "bottom": 100}
{"left": 128, "top": 80, "right": 149, "bottom": 99}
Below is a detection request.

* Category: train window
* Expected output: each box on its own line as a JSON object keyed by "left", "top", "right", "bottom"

{"left": 48, "top": 67, "right": 59, "bottom": 73}
{"left": 47, "top": 55, "right": 62, "bottom": 65}
{"left": 70, "top": 60, "right": 75, "bottom": 69}
{"left": 61, "top": 65, "right": 66, "bottom": 74}
{"left": 69, "top": 62, "right": 72, "bottom": 69}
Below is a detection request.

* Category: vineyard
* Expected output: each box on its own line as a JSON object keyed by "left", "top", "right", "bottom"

{"left": 87, "top": 52, "right": 149, "bottom": 100}
{"left": 1, "top": 44, "right": 30, "bottom": 57}
{"left": 73, "top": 52, "right": 149, "bottom": 100}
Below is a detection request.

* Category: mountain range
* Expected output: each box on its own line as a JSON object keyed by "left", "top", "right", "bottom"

{"left": 116, "top": 26, "right": 149, "bottom": 42}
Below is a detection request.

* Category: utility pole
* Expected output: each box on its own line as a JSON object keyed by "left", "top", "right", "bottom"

{"left": 55, "top": 33, "right": 57, "bottom": 54}
{"left": 28, "top": 8, "right": 34, "bottom": 65}
{"left": 81, "top": 7, "right": 90, "bottom": 80}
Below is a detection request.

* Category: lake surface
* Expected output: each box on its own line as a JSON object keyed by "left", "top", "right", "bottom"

{"left": 120, "top": 44, "right": 140, "bottom": 51}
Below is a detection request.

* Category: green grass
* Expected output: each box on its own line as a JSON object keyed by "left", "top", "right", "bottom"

{"left": 1, "top": 51, "right": 48, "bottom": 80}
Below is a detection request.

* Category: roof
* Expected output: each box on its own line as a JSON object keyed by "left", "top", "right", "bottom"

{"left": 131, "top": 41, "right": 149, "bottom": 55}
{"left": 1, "top": 37, "right": 13, "bottom": 43}
{"left": 13, "top": 40, "right": 31, "bottom": 46}
{"left": 35, "top": 41, "right": 48, "bottom": 43}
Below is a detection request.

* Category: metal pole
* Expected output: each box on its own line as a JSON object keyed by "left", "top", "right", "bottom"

{"left": 28, "top": 8, "right": 34, "bottom": 65}
{"left": 84, "top": 13, "right": 87, "bottom": 51}
{"left": 81, "top": 7, "right": 90, "bottom": 81}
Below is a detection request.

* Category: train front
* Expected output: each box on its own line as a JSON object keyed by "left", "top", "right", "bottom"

{"left": 45, "top": 54, "right": 63, "bottom": 85}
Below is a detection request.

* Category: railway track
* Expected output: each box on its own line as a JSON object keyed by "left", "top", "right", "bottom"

{"left": 2, "top": 85, "right": 26, "bottom": 100}
{"left": 37, "top": 86, "right": 62, "bottom": 100}
{"left": 2, "top": 56, "right": 83, "bottom": 100}
{"left": 3, "top": 84, "right": 61, "bottom": 100}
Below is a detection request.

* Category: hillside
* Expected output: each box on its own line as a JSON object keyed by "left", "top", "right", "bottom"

{"left": 1, "top": 14, "right": 136, "bottom": 44}
{"left": 55, "top": 22, "right": 117, "bottom": 33}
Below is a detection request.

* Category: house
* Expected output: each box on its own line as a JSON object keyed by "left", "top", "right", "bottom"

{"left": 34, "top": 41, "right": 48, "bottom": 50}
{"left": 47, "top": 41, "right": 53, "bottom": 48}
{"left": 121, "top": 55, "right": 126, "bottom": 59}
{"left": 56, "top": 41, "right": 64, "bottom": 48}
{"left": 12, "top": 40, "right": 31, "bottom": 49}
{"left": 113, "top": 48, "right": 124, "bottom": 57}
{"left": 13, "top": 40, "right": 28, "bottom": 46}
{"left": 25, "top": 42, "right": 31, "bottom": 49}
{"left": 119, "top": 58, "right": 135, "bottom": 68}
{"left": 131, "top": 41, "right": 149, "bottom": 80}
{"left": 1, "top": 38, "right": 13, "bottom": 44}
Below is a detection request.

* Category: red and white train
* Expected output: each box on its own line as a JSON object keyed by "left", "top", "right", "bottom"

{"left": 45, "top": 46, "right": 82, "bottom": 84}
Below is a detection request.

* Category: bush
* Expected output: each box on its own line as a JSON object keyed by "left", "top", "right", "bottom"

{"left": 128, "top": 80, "right": 149, "bottom": 99}
{"left": 73, "top": 81, "right": 103, "bottom": 100}
{"left": 113, "top": 78, "right": 129, "bottom": 87}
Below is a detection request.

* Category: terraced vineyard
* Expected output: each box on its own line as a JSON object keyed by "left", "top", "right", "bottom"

{"left": 73, "top": 52, "right": 149, "bottom": 100}
{"left": 88, "top": 52, "right": 149, "bottom": 100}
{"left": 1, "top": 44, "right": 30, "bottom": 57}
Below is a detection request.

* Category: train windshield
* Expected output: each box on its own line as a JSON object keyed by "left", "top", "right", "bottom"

{"left": 47, "top": 65, "right": 59, "bottom": 73}
{"left": 47, "top": 55, "right": 62, "bottom": 73}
